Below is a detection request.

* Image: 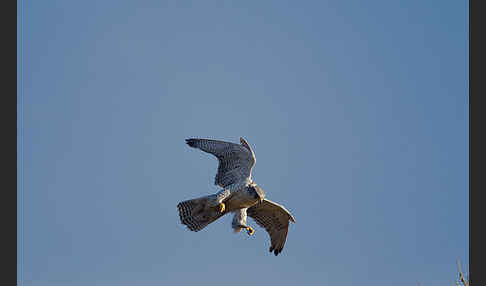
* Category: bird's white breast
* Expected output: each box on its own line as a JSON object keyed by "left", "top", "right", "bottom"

{"left": 224, "top": 188, "right": 259, "bottom": 212}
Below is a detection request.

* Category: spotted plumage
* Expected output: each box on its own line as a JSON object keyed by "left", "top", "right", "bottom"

{"left": 177, "top": 137, "right": 296, "bottom": 256}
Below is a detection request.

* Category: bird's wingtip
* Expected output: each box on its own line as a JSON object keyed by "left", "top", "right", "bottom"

{"left": 185, "top": 138, "right": 197, "bottom": 147}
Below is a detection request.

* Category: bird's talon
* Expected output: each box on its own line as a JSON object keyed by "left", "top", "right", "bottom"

{"left": 246, "top": 226, "right": 255, "bottom": 236}
{"left": 218, "top": 203, "right": 225, "bottom": 213}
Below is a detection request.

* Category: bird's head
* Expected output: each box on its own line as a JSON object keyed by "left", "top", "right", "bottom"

{"left": 248, "top": 184, "right": 265, "bottom": 203}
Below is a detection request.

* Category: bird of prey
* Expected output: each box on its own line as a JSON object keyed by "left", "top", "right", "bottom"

{"left": 177, "top": 137, "right": 296, "bottom": 256}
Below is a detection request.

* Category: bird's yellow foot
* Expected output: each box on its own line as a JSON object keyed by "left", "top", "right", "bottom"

{"left": 217, "top": 203, "right": 226, "bottom": 213}
{"left": 246, "top": 226, "right": 255, "bottom": 236}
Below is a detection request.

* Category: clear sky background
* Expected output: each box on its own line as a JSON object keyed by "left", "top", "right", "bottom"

{"left": 18, "top": 1, "right": 468, "bottom": 285}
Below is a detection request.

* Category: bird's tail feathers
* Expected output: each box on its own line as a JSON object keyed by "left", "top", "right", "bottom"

{"left": 177, "top": 195, "right": 225, "bottom": 232}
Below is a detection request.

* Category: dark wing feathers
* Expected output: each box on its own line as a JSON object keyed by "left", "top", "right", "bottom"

{"left": 247, "top": 199, "right": 296, "bottom": 256}
{"left": 185, "top": 137, "right": 256, "bottom": 188}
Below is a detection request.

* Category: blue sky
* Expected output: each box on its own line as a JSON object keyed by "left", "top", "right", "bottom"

{"left": 18, "top": 1, "right": 468, "bottom": 285}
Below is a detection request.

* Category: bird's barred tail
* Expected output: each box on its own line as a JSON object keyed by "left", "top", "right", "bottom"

{"left": 177, "top": 195, "right": 224, "bottom": 232}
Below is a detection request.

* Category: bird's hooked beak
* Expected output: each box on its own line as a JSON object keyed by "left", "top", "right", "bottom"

{"left": 254, "top": 186, "right": 265, "bottom": 204}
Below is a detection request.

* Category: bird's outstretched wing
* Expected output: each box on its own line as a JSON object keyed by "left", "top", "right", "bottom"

{"left": 185, "top": 137, "right": 256, "bottom": 190}
{"left": 247, "top": 199, "right": 296, "bottom": 256}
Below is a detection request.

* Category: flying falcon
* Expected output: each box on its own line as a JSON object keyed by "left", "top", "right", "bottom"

{"left": 177, "top": 137, "right": 296, "bottom": 256}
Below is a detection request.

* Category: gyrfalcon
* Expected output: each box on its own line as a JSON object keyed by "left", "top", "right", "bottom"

{"left": 177, "top": 137, "right": 296, "bottom": 256}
